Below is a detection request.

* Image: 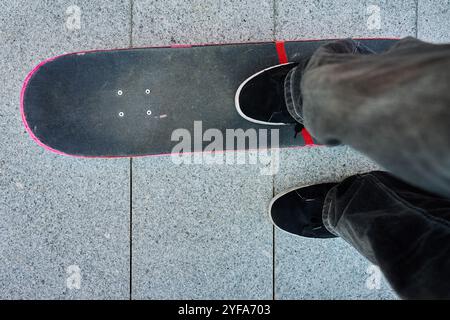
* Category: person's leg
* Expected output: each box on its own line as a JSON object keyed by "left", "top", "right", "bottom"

{"left": 321, "top": 171, "right": 450, "bottom": 299}
{"left": 288, "top": 37, "right": 450, "bottom": 197}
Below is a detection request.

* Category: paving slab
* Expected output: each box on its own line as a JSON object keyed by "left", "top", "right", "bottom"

{"left": 132, "top": 155, "right": 273, "bottom": 299}
{"left": 132, "top": 0, "right": 274, "bottom": 46}
{"left": 275, "top": 234, "right": 398, "bottom": 299}
{"left": 274, "top": 146, "right": 397, "bottom": 299}
{"left": 275, "top": 0, "right": 416, "bottom": 39}
{"left": 131, "top": 0, "right": 276, "bottom": 300}
{"left": 272, "top": 0, "right": 417, "bottom": 300}
{"left": 0, "top": 0, "right": 130, "bottom": 299}
{"left": 418, "top": 0, "right": 450, "bottom": 42}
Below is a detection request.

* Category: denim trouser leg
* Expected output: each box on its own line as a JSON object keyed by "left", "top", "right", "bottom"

{"left": 298, "top": 37, "right": 450, "bottom": 197}
{"left": 323, "top": 171, "right": 450, "bottom": 299}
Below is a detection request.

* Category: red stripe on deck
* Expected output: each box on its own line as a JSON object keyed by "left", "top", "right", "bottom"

{"left": 275, "top": 41, "right": 288, "bottom": 64}
{"left": 301, "top": 128, "right": 314, "bottom": 145}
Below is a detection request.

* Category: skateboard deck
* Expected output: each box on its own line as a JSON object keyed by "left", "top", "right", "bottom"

{"left": 21, "top": 39, "right": 397, "bottom": 157}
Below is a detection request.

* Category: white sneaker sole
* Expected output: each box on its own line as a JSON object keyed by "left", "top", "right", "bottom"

{"left": 234, "top": 62, "right": 296, "bottom": 126}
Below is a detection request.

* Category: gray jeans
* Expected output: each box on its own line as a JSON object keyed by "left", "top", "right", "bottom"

{"left": 302, "top": 37, "right": 450, "bottom": 197}
{"left": 289, "top": 37, "right": 450, "bottom": 299}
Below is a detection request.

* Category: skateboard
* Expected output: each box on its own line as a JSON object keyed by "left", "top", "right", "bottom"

{"left": 21, "top": 39, "right": 397, "bottom": 157}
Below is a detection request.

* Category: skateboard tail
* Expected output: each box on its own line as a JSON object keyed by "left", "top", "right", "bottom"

{"left": 20, "top": 53, "right": 131, "bottom": 158}
{"left": 20, "top": 55, "right": 73, "bottom": 157}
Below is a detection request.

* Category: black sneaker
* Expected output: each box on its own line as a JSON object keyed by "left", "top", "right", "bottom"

{"left": 269, "top": 183, "right": 338, "bottom": 238}
{"left": 235, "top": 63, "right": 299, "bottom": 125}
